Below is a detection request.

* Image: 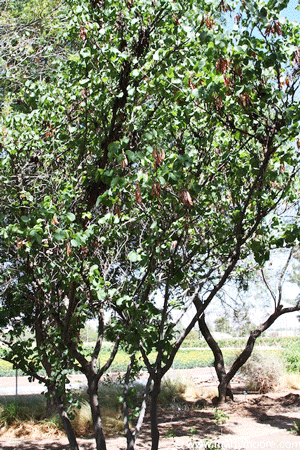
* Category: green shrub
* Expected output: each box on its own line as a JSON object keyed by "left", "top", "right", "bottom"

{"left": 0, "top": 403, "right": 21, "bottom": 426}
{"left": 282, "top": 339, "right": 300, "bottom": 373}
{"left": 0, "top": 395, "right": 46, "bottom": 425}
{"left": 0, "top": 400, "right": 44, "bottom": 426}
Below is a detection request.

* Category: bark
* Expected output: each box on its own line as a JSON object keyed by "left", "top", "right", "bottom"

{"left": 123, "top": 358, "right": 135, "bottom": 450}
{"left": 226, "top": 307, "right": 292, "bottom": 383}
{"left": 150, "top": 378, "right": 160, "bottom": 450}
{"left": 134, "top": 376, "right": 152, "bottom": 443}
{"left": 123, "top": 356, "right": 152, "bottom": 450}
{"left": 198, "top": 313, "right": 233, "bottom": 403}
{"left": 87, "top": 374, "right": 107, "bottom": 450}
{"left": 46, "top": 382, "right": 58, "bottom": 417}
{"left": 65, "top": 316, "right": 121, "bottom": 450}
{"left": 35, "top": 318, "right": 80, "bottom": 448}
{"left": 46, "top": 379, "right": 80, "bottom": 450}
{"left": 56, "top": 396, "right": 80, "bottom": 450}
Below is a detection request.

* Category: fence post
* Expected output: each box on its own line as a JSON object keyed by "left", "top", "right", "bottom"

{"left": 15, "top": 368, "right": 18, "bottom": 396}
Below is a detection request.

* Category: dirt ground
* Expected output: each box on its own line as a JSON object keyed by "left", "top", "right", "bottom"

{"left": 1, "top": 368, "right": 300, "bottom": 450}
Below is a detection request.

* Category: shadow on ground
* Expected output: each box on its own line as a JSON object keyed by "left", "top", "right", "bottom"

{"left": 245, "top": 393, "right": 300, "bottom": 432}
{"left": 1, "top": 394, "right": 300, "bottom": 449}
{"left": 0, "top": 441, "right": 95, "bottom": 450}
{"left": 134, "top": 402, "right": 235, "bottom": 444}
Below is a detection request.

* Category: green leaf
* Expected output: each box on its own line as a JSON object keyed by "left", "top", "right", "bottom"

{"left": 127, "top": 251, "right": 142, "bottom": 262}
{"left": 71, "top": 238, "right": 81, "bottom": 247}
{"left": 66, "top": 212, "right": 76, "bottom": 222}
{"left": 53, "top": 230, "right": 66, "bottom": 241}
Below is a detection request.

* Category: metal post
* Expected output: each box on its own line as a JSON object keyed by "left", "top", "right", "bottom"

{"left": 15, "top": 368, "right": 18, "bottom": 396}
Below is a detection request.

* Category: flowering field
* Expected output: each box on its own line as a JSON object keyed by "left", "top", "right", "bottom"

{"left": 0, "top": 348, "right": 281, "bottom": 376}
{"left": 0, "top": 349, "right": 215, "bottom": 376}
{"left": 0, "top": 359, "right": 16, "bottom": 377}
{"left": 0, "top": 332, "right": 292, "bottom": 376}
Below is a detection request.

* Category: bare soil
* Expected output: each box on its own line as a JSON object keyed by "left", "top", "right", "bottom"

{"left": 1, "top": 368, "right": 300, "bottom": 450}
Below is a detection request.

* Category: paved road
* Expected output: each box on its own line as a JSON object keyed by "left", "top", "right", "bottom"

{"left": 0, "top": 367, "right": 219, "bottom": 396}
{"left": 0, "top": 367, "right": 217, "bottom": 395}
{"left": 0, "top": 374, "right": 87, "bottom": 396}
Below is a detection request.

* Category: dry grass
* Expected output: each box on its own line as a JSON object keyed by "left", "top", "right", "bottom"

{"left": 0, "top": 420, "right": 63, "bottom": 439}
{"left": 196, "top": 386, "right": 218, "bottom": 401}
{"left": 159, "top": 376, "right": 187, "bottom": 405}
{"left": 71, "top": 400, "right": 93, "bottom": 436}
{"left": 184, "top": 384, "right": 205, "bottom": 401}
{"left": 281, "top": 373, "right": 300, "bottom": 390}
{"left": 240, "top": 352, "right": 285, "bottom": 393}
{"left": 160, "top": 374, "right": 217, "bottom": 403}
{"left": 0, "top": 395, "right": 63, "bottom": 439}
{"left": 71, "top": 399, "right": 124, "bottom": 437}
{"left": 102, "top": 411, "right": 124, "bottom": 436}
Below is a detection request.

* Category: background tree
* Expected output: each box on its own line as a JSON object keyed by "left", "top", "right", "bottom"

{"left": 214, "top": 317, "right": 231, "bottom": 334}
{"left": 197, "top": 248, "right": 300, "bottom": 403}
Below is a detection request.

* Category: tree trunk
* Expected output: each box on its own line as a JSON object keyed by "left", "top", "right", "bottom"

{"left": 196, "top": 298, "right": 300, "bottom": 403}
{"left": 226, "top": 333, "right": 257, "bottom": 383}
{"left": 57, "top": 398, "right": 80, "bottom": 450}
{"left": 123, "top": 357, "right": 135, "bottom": 450}
{"left": 46, "top": 382, "right": 58, "bottom": 417}
{"left": 217, "top": 379, "right": 231, "bottom": 404}
{"left": 44, "top": 380, "right": 79, "bottom": 450}
{"left": 87, "top": 375, "right": 107, "bottom": 450}
{"left": 150, "top": 379, "right": 160, "bottom": 450}
{"left": 124, "top": 365, "right": 152, "bottom": 450}
{"left": 198, "top": 312, "right": 233, "bottom": 403}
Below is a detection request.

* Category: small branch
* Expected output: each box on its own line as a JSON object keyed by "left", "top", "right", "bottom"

{"left": 227, "top": 301, "right": 300, "bottom": 383}
{"left": 97, "top": 335, "right": 121, "bottom": 381}
{"left": 277, "top": 248, "right": 294, "bottom": 307}
{"left": 261, "top": 268, "right": 276, "bottom": 309}
{"left": 91, "top": 313, "right": 104, "bottom": 362}
{"left": 139, "top": 342, "right": 154, "bottom": 378}
{"left": 162, "top": 250, "right": 242, "bottom": 376}
{"left": 133, "top": 375, "right": 151, "bottom": 441}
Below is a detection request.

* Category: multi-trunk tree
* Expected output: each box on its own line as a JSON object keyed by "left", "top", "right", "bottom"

{"left": 1, "top": 0, "right": 300, "bottom": 449}
{"left": 197, "top": 248, "right": 300, "bottom": 403}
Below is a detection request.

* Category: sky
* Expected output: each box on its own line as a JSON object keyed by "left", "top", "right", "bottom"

{"left": 282, "top": 0, "right": 300, "bottom": 22}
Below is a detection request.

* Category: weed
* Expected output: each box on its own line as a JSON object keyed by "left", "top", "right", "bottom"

{"left": 0, "top": 403, "right": 21, "bottom": 426}
{"left": 0, "top": 396, "right": 46, "bottom": 426}
{"left": 42, "top": 415, "right": 63, "bottom": 430}
{"left": 214, "top": 408, "right": 229, "bottom": 425}
{"left": 165, "top": 428, "right": 176, "bottom": 438}
{"left": 292, "top": 419, "right": 300, "bottom": 435}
